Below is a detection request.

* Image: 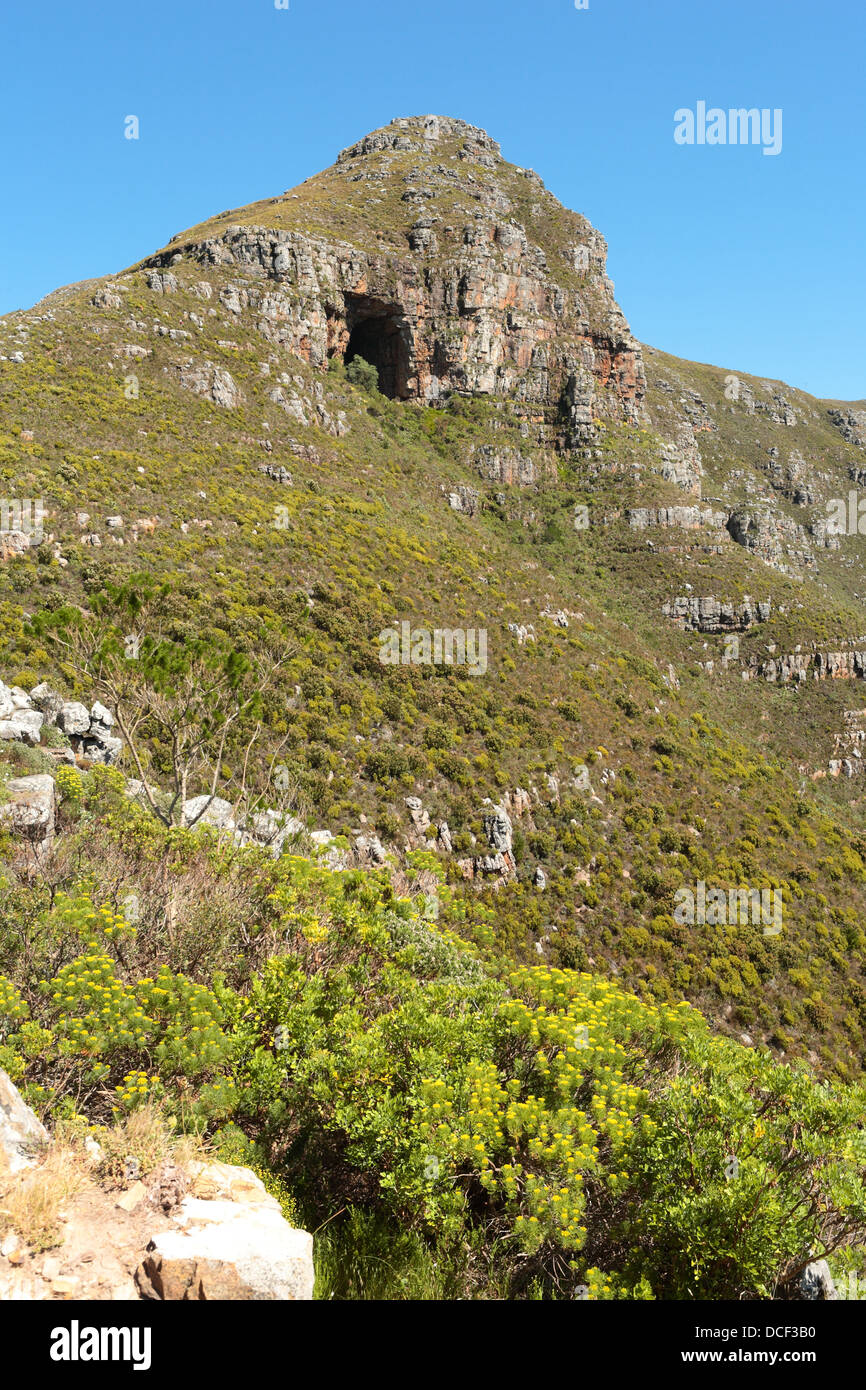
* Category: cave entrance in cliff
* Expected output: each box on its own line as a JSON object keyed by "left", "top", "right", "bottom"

{"left": 343, "top": 295, "right": 412, "bottom": 400}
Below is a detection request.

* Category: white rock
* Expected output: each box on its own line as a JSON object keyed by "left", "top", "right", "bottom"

{"left": 181, "top": 795, "right": 236, "bottom": 831}
{"left": 142, "top": 1193, "right": 314, "bottom": 1300}
{"left": 0, "top": 1070, "right": 50, "bottom": 1174}
{"left": 0, "top": 710, "right": 44, "bottom": 745}
{"left": 309, "top": 829, "right": 335, "bottom": 848}
{"left": 29, "top": 683, "right": 64, "bottom": 720}
{"left": 57, "top": 701, "right": 91, "bottom": 735}
{"left": 0, "top": 774, "right": 56, "bottom": 852}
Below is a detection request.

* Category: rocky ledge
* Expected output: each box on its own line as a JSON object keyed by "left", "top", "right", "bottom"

{"left": 0, "top": 1071, "right": 313, "bottom": 1301}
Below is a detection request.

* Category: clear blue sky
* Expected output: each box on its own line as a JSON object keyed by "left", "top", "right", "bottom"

{"left": 1, "top": 0, "right": 863, "bottom": 400}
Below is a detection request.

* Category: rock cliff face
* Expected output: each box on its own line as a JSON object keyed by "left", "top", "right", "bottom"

{"left": 663, "top": 596, "right": 771, "bottom": 633}
{"left": 143, "top": 116, "right": 646, "bottom": 445}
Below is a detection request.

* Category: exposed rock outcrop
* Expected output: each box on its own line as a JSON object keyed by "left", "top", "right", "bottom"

{"left": 0, "top": 1070, "right": 49, "bottom": 1175}
{"left": 136, "top": 1162, "right": 313, "bottom": 1302}
{"left": 0, "top": 774, "right": 58, "bottom": 867}
{"left": 0, "top": 1073, "right": 314, "bottom": 1302}
{"left": 663, "top": 596, "right": 770, "bottom": 633}
{"left": 828, "top": 408, "right": 866, "bottom": 447}
{"left": 144, "top": 116, "right": 646, "bottom": 443}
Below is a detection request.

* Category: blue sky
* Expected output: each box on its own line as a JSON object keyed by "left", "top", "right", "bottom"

{"left": 1, "top": 0, "right": 863, "bottom": 399}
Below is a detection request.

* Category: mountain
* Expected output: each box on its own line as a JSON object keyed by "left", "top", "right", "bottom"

{"left": 1, "top": 121, "right": 866, "bottom": 1298}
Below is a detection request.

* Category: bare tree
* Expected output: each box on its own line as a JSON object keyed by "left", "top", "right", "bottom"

{"left": 33, "top": 584, "right": 296, "bottom": 828}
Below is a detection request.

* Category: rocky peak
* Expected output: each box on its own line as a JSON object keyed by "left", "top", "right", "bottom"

{"left": 337, "top": 114, "right": 502, "bottom": 163}
{"left": 141, "top": 115, "right": 646, "bottom": 444}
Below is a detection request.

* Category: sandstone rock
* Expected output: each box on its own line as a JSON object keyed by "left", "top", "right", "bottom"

{"left": 626, "top": 505, "right": 727, "bottom": 531}
{"left": 0, "top": 525, "right": 32, "bottom": 558}
{"left": 354, "top": 833, "right": 386, "bottom": 866}
{"left": 50, "top": 1277, "right": 80, "bottom": 1297}
{"left": 91, "top": 284, "right": 123, "bottom": 310}
{"left": 176, "top": 361, "right": 241, "bottom": 409}
{"left": 540, "top": 608, "right": 569, "bottom": 629}
{"left": 29, "top": 682, "right": 64, "bottom": 721}
{"left": 90, "top": 701, "right": 114, "bottom": 731}
{"left": 658, "top": 423, "right": 703, "bottom": 493}
{"left": 307, "top": 829, "right": 350, "bottom": 869}
{"left": 0, "top": 1070, "right": 50, "bottom": 1174}
{"left": 143, "top": 116, "right": 645, "bottom": 430}
{"left": 828, "top": 408, "right": 866, "bottom": 447}
{"left": 483, "top": 804, "right": 513, "bottom": 854}
{"left": 136, "top": 1185, "right": 313, "bottom": 1301}
{"left": 112, "top": 1183, "right": 147, "bottom": 1215}
{"left": 800, "top": 1259, "right": 837, "bottom": 1300}
{"left": 81, "top": 734, "right": 124, "bottom": 766}
{"left": 472, "top": 444, "right": 552, "bottom": 487}
{"left": 181, "top": 795, "right": 236, "bottom": 831}
{"left": 447, "top": 485, "right": 481, "bottom": 516}
{"left": 505, "top": 787, "right": 533, "bottom": 817}
{"left": 236, "top": 808, "right": 304, "bottom": 856}
{"left": 146, "top": 270, "right": 178, "bottom": 295}
{"left": 0, "top": 709, "right": 43, "bottom": 745}
{"left": 57, "top": 701, "right": 91, "bottom": 736}
{"left": 405, "top": 796, "right": 431, "bottom": 833}
{"left": 662, "top": 595, "right": 770, "bottom": 634}
{"left": 0, "top": 774, "right": 58, "bottom": 864}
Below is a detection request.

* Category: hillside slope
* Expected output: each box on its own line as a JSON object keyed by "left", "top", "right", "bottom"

{"left": 1, "top": 114, "right": 866, "bottom": 1085}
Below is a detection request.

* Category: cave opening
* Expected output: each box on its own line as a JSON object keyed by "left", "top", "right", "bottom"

{"left": 343, "top": 296, "right": 412, "bottom": 400}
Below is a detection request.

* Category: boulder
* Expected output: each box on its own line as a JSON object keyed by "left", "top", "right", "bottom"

{"left": 354, "top": 833, "right": 386, "bottom": 866}
{"left": 0, "top": 1070, "right": 50, "bottom": 1175}
{"left": 57, "top": 701, "right": 91, "bottom": 736}
{"left": 80, "top": 735, "right": 123, "bottom": 766}
{"left": 405, "top": 796, "right": 431, "bottom": 833}
{"left": 135, "top": 1164, "right": 313, "bottom": 1301}
{"left": 799, "top": 1260, "right": 838, "bottom": 1301}
{"left": 238, "top": 808, "right": 304, "bottom": 857}
{"left": 0, "top": 710, "right": 43, "bottom": 745}
{"left": 29, "top": 683, "right": 64, "bottom": 722}
{"left": 90, "top": 701, "right": 114, "bottom": 730}
{"left": 0, "top": 531, "right": 31, "bottom": 562}
{"left": 181, "top": 795, "right": 236, "bottom": 832}
{"left": 309, "top": 830, "right": 350, "bottom": 870}
{"left": 483, "top": 804, "right": 513, "bottom": 854}
{"left": 0, "top": 774, "right": 57, "bottom": 861}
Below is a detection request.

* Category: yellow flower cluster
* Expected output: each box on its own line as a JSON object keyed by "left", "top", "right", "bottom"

{"left": 416, "top": 965, "right": 693, "bottom": 1259}
{"left": 51, "top": 946, "right": 152, "bottom": 1055}
{"left": 0, "top": 974, "right": 29, "bottom": 1027}
{"left": 115, "top": 1069, "right": 154, "bottom": 1109}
